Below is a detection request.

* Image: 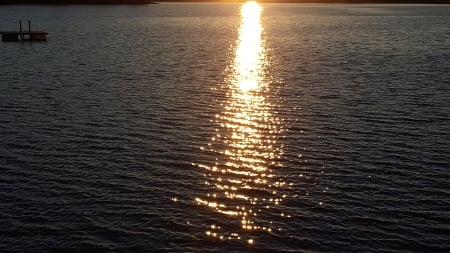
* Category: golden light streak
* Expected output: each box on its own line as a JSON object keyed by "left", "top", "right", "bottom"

{"left": 234, "top": 1, "right": 264, "bottom": 92}
{"left": 193, "top": 1, "right": 291, "bottom": 243}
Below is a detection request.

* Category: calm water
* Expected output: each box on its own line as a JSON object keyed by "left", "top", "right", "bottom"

{"left": 1, "top": 2, "right": 449, "bottom": 252}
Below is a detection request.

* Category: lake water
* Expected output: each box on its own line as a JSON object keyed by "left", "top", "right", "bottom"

{"left": 0, "top": 2, "right": 449, "bottom": 252}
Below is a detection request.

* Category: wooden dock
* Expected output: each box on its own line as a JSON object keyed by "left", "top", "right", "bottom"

{"left": 1, "top": 20, "right": 48, "bottom": 42}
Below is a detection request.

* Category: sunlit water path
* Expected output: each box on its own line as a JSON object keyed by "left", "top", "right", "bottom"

{"left": 193, "top": 2, "right": 292, "bottom": 244}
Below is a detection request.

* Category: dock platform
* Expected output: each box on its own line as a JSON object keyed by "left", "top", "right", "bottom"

{"left": 1, "top": 31, "right": 48, "bottom": 41}
{"left": 1, "top": 20, "right": 48, "bottom": 42}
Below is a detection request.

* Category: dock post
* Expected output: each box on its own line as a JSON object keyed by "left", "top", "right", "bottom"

{"left": 19, "top": 20, "right": 23, "bottom": 40}
{"left": 28, "top": 20, "right": 31, "bottom": 40}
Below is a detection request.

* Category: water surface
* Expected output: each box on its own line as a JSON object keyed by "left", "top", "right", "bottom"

{"left": 0, "top": 3, "right": 449, "bottom": 252}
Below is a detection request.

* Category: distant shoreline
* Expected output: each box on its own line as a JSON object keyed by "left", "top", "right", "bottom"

{"left": 157, "top": 0, "right": 450, "bottom": 3}
{"left": 0, "top": 0, "right": 157, "bottom": 4}
{"left": 1, "top": 0, "right": 449, "bottom": 4}
{"left": 160, "top": 0, "right": 450, "bottom": 3}
{"left": 155, "top": 0, "right": 450, "bottom": 3}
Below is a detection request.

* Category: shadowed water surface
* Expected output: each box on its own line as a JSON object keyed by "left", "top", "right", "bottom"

{"left": 0, "top": 3, "right": 449, "bottom": 252}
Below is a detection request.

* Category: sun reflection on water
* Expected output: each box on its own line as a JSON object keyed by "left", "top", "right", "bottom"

{"left": 235, "top": 1, "right": 263, "bottom": 93}
{"left": 193, "top": 2, "right": 290, "bottom": 243}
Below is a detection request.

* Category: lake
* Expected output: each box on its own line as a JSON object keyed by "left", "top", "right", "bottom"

{"left": 0, "top": 2, "right": 449, "bottom": 252}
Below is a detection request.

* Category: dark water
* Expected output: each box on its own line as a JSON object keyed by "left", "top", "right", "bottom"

{"left": 1, "top": 3, "right": 449, "bottom": 252}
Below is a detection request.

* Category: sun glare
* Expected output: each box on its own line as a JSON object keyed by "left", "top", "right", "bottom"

{"left": 234, "top": 1, "right": 264, "bottom": 92}
{"left": 241, "top": 1, "right": 262, "bottom": 21}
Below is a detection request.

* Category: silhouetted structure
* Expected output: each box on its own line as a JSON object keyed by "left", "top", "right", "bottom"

{"left": 0, "top": 20, "right": 47, "bottom": 42}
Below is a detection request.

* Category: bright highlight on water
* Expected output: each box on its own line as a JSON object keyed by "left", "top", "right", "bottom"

{"left": 235, "top": 1, "right": 263, "bottom": 92}
{"left": 194, "top": 1, "right": 291, "bottom": 244}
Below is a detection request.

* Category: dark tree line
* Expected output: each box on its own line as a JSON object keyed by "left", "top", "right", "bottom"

{"left": 0, "top": 0, "right": 154, "bottom": 4}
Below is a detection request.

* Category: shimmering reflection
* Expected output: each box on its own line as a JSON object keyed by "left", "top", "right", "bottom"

{"left": 235, "top": 1, "right": 263, "bottom": 92}
{"left": 194, "top": 2, "right": 291, "bottom": 243}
